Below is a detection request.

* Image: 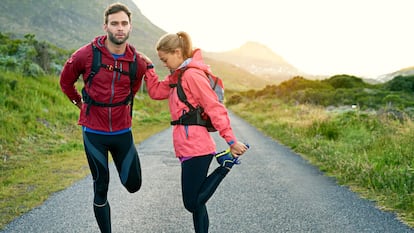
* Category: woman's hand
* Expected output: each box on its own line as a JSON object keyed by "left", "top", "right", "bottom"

{"left": 138, "top": 52, "right": 153, "bottom": 64}
{"left": 230, "top": 141, "right": 249, "bottom": 157}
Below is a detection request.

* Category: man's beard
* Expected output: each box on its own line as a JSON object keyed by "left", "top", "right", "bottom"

{"left": 108, "top": 31, "right": 130, "bottom": 45}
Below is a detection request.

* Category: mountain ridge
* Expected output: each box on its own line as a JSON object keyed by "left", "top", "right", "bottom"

{"left": 378, "top": 66, "right": 414, "bottom": 83}
{"left": 0, "top": 0, "right": 165, "bottom": 61}
{"left": 6, "top": 1, "right": 408, "bottom": 87}
{"left": 205, "top": 41, "right": 324, "bottom": 84}
{"left": 0, "top": 0, "right": 282, "bottom": 89}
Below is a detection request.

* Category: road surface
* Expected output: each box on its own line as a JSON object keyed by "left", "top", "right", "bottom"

{"left": 2, "top": 112, "right": 413, "bottom": 233}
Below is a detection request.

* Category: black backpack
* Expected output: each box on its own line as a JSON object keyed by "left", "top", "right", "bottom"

{"left": 170, "top": 68, "right": 224, "bottom": 132}
{"left": 82, "top": 43, "right": 137, "bottom": 116}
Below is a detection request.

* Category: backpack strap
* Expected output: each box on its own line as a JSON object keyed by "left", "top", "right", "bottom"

{"left": 86, "top": 43, "right": 137, "bottom": 85}
{"left": 128, "top": 50, "right": 137, "bottom": 116}
{"left": 210, "top": 73, "right": 219, "bottom": 89}
{"left": 175, "top": 68, "right": 196, "bottom": 111}
{"left": 85, "top": 43, "right": 101, "bottom": 87}
{"left": 169, "top": 68, "right": 217, "bottom": 131}
{"left": 82, "top": 43, "right": 138, "bottom": 116}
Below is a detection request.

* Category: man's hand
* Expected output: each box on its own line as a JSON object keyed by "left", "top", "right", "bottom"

{"left": 75, "top": 101, "right": 82, "bottom": 109}
{"left": 72, "top": 99, "right": 82, "bottom": 109}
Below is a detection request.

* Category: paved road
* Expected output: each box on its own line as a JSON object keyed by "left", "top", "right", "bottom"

{"left": 2, "top": 112, "right": 413, "bottom": 233}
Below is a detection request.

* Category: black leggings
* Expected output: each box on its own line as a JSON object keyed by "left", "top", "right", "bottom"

{"left": 83, "top": 131, "right": 142, "bottom": 233}
{"left": 181, "top": 155, "right": 229, "bottom": 233}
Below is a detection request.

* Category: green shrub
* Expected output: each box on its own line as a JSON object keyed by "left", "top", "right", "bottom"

{"left": 226, "top": 93, "right": 243, "bottom": 105}
{"left": 0, "top": 32, "right": 71, "bottom": 76}
{"left": 307, "top": 119, "right": 339, "bottom": 140}
{"left": 385, "top": 75, "right": 414, "bottom": 92}
{"left": 323, "top": 74, "right": 367, "bottom": 89}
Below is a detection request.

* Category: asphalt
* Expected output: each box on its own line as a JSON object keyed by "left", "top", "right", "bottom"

{"left": 2, "top": 112, "right": 413, "bottom": 233}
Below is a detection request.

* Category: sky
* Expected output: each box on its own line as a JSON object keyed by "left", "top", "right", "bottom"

{"left": 133, "top": 0, "right": 414, "bottom": 78}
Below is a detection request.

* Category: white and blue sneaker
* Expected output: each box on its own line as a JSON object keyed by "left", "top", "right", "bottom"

{"left": 215, "top": 149, "right": 241, "bottom": 169}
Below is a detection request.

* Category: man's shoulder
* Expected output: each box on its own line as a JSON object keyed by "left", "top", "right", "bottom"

{"left": 129, "top": 47, "right": 152, "bottom": 69}
{"left": 67, "top": 42, "right": 93, "bottom": 66}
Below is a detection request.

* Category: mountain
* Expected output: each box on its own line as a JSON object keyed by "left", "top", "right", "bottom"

{"left": 203, "top": 56, "right": 271, "bottom": 90}
{"left": 377, "top": 66, "right": 414, "bottom": 83}
{"left": 0, "top": 0, "right": 165, "bottom": 61}
{"left": 204, "top": 41, "right": 314, "bottom": 84}
{"left": 0, "top": 0, "right": 279, "bottom": 89}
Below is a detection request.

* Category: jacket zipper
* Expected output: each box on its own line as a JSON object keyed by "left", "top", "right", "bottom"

{"left": 108, "top": 60, "right": 120, "bottom": 132}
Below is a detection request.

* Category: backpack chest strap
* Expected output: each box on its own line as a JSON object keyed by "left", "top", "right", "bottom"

{"left": 100, "top": 63, "right": 131, "bottom": 76}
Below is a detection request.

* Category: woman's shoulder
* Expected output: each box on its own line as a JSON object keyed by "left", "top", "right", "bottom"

{"left": 185, "top": 67, "right": 205, "bottom": 75}
{"left": 183, "top": 67, "right": 208, "bottom": 82}
{"left": 180, "top": 68, "right": 211, "bottom": 91}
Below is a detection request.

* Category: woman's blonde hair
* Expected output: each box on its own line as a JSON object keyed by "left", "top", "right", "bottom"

{"left": 156, "top": 31, "right": 193, "bottom": 59}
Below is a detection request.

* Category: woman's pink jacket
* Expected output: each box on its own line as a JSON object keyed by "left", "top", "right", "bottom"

{"left": 144, "top": 49, "right": 237, "bottom": 159}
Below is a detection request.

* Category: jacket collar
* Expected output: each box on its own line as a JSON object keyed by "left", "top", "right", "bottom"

{"left": 92, "top": 35, "right": 135, "bottom": 62}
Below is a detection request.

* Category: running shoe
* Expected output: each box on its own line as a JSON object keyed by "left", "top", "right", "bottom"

{"left": 215, "top": 149, "right": 240, "bottom": 169}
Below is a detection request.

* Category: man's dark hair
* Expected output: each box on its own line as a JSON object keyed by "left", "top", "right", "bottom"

{"left": 104, "top": 2, "right": 132, "bottom": 24}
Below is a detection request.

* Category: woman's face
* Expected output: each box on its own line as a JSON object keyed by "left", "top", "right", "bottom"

{"left": 157, "top": 49, "right": 184, "bottom": 71}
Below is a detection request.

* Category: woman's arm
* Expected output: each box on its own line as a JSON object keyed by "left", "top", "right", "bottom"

{"left": 183, "top": 69, "right": 236, "bottom": 143}
{"left": 144, "top": 68, "right": 171, "bottom": 100}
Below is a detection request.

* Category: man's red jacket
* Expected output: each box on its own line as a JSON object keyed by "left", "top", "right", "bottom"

{"left": 60, "top": 35, "right": 149, "bottom": 132}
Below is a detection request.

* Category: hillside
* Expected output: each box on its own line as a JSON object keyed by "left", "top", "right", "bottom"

{"left": 2, "top": 1, "right": 412, "bottom": 87}
{"left": 205, "top": 41, "right": 323, "bottom": 84}
{"left": 378, "top": 66, "right": 414, "bottom": 83}
{"left": 0, "top": 0, "right": 165, "bottom": 61}
{"left": 0, "top": 0, "right": 276, "bottom": 89}
{"left": 204, "top": 55, "right": 270, "bottom": 90}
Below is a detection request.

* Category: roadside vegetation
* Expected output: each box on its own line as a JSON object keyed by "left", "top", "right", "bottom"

{"left": 0, "top": 69, "right": 169, "bottom": 228}
{"left": 227, "top": 75, "right": 414, "bottom": 227}
{"left": 0, "top": 33, "right": 170, "bottom": 229}
{"left": 1, "top": 32, "right": 414, "bottom": 230}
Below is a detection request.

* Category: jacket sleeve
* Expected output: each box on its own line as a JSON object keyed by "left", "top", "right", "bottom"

{"left": 183, "top": 69, "right": 237, "bottom": 145}
{"left": 144, "top": 67, "right": 171, "bottom": 100}
{"left": 132, "top": 57, "right": 148, "bottom": 95}
{"left": 59, "top": 48, "right": 87, "bottom": 104}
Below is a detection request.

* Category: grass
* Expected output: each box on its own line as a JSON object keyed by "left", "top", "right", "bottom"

{"left": 2, "top": 68, "right": 414, "bottom": 230}
{"left": 0, "top": 70, "right": 170, "bottom": 229}
{"left": 228, "top": 95, "right": 414, "bottom": 227}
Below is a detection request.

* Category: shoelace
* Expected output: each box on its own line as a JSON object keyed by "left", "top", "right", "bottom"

{"left": 233, "top": 157, "right": 241, "bottom": 165}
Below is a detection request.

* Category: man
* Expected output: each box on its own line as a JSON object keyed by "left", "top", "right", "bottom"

{"left": 60, "top": 3, "right": 152, "bottom": 232}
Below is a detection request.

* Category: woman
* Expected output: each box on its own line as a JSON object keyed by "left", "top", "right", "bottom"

{"left": 144, "top": 31, "right": 248, "bottom": 233}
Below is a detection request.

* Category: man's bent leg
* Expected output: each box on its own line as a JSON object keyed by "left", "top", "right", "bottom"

{"left": 111, "top": 132, "right": 142, "bottom": 193}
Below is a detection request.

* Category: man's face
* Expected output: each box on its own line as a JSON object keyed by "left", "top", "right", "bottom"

{"left": 104, "top": 11, "right": 131, "bottom": 45}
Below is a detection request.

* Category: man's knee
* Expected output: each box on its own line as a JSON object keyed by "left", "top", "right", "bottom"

{"left": 183, "top": 197, "right": 197, "bottom": 213}
{"left": 124, "top": 177, "right": 142, "bottom": 193}
{"left": 94, "top": 183, "right": 109, "bottom": 204}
